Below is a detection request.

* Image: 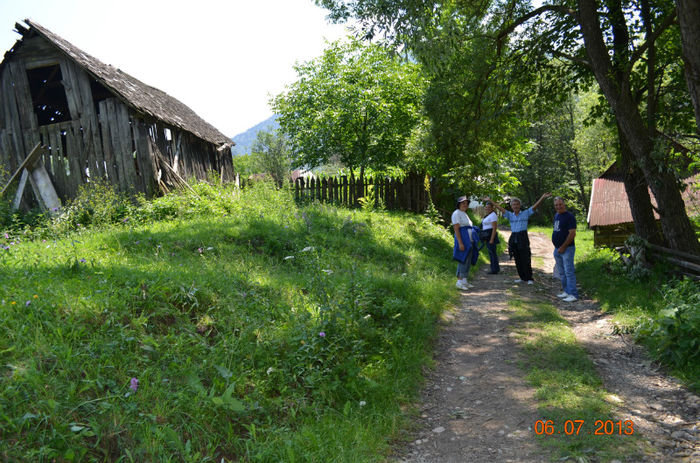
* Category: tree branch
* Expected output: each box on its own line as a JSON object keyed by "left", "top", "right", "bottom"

{"left": 497, "top": 5, "right": 577, "bottom": 41}
{"left": 551, "top": 50, "right": 591, "bottom": 68}
{"left": 625, "top": 10, "right": 677, "bottom": 78}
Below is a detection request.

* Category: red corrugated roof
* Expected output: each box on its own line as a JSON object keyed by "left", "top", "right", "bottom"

{"left": 588, "top": 175, "right": 699, "bottom": 227}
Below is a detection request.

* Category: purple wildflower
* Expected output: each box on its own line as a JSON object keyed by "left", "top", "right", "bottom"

{"left": 319, "top": 331, "right": 326, "bottom": 338}
{"left": 79, "top": 258, "right": 86, "bottom": 263}
{"left": 198, "top": 247, "right": 203, "bottom": 254}
{"left": 129, "top": 377, "right": 139, "bottom": 391}
{"left": 122, "top": 218, "right": 129, "bottom": 223}
{"left": 25, "top": 300, "right": 31, "bottom": 307}
{"left": 4, "top": 233, "right": 8, "bottom": 239}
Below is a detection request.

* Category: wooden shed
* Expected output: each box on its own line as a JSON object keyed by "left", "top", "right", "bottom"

{"left": 587, "top": 162, "right": 700, "bottom": 247}
{"left": 0, "top": 19, "right": 235, "bottom": 205}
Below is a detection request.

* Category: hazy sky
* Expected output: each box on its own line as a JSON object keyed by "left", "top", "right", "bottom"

{"left": 0, "top": 0, "right": 349, "bottom": 137}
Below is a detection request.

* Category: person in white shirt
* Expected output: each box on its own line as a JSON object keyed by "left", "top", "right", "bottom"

{"left": 481, "top": 201, "right": 500, "bottom": 274}
{"left": 451, "top": 195, "right": 475, "bottom": 290}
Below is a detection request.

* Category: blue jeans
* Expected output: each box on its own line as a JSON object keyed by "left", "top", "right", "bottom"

{"left": 553, "top": 246, "right": 578, "bottom": 297}
{"left": 456, "top": 248, "right": 473, "bottom": 278}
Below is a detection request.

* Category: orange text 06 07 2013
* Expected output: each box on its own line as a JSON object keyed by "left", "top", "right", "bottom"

{"left": 534, "top": 419, "right": 635, "bottom": 436}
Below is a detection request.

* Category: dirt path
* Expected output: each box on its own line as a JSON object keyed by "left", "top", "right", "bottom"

{"left": 396, "top": 230, "right": 699, "bottom": 462}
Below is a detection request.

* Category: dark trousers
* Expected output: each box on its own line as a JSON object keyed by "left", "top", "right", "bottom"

{"left": 508, "top": 231, "right": 532, "bottom": 281}
{"left": 486, "top": 241, "right": 500, "bottom": 273}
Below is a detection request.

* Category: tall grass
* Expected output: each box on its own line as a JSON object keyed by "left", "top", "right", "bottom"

{"left": 0, "top": 181, "right": 462, "bottom": 461}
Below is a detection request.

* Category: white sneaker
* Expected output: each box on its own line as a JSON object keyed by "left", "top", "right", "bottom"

{"left": 514, "top": 279, "right": 523, "bottom": 283}
{"left": 556, "top": 292, "right": 569, "bottom": 298}
{"left": 563, "top": 295, "right": 578, "bottom": 302}
{"left": 456, "top": 281, "right": 469, "bottom": 290}
{"left": 527, "top": 280, "right": 534, "bottom": 285}
{"left": 465, "top": 281, "right": 474, "bottom": 288}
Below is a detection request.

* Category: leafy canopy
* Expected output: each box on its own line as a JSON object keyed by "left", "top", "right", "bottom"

{"left": 271, "top": 37, "right": 427, "bottom": 173}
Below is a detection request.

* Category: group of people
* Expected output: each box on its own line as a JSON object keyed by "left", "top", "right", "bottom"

{"left": 451, "top": 194, "right": 579, "bottom": 302}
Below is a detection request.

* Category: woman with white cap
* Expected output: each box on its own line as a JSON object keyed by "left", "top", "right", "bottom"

{"left": 452, "top": 195, "right": 477, "bottom": 290}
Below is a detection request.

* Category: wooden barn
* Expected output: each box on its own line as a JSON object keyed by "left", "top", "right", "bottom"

{"left": 0, "top": 19, "right": 235, "bottom": 207}
{"left": 587, "top": 162, "right": 700, "bottom": 247}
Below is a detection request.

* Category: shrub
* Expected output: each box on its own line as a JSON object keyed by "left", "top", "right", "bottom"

{"left": 635, "top": 278, "right": 700, "bottom": 379}
{"left": 49, "top": 179, "right": 130, "bottom": 234}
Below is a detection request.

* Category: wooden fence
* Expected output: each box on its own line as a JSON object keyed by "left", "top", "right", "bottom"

{"left": 292, "top": 172, "right": 433, "bottom": 213}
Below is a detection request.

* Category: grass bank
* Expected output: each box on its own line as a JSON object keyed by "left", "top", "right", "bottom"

{"left": 0, "top": 182, "right": 470, "bottom": 462}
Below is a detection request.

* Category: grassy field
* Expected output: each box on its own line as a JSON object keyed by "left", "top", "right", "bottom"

{"left": 1, "top": 182, "right": 486, "bottom": 462}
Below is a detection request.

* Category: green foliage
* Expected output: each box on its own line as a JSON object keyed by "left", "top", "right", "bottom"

{"left": 514, "top": 90, "right": 616, "bottom": 219}
{"left": 636, "top": 279, "right": 700, "bottom": 385}
{"left": 0, "top": 182, "right": 456, "bottom": 461}
{"left": 272, "top": 37, "right": 427, "bottom": 173}
{"left": 232, "top": 152, "right": 258, "bottom": 176}
{"left": 250, "top": 130, "right": 292, "bottom": 187}
{"left": 49, "top": 180, "right": 130, "bottom": 234}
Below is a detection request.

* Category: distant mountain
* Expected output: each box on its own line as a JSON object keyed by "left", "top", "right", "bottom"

{"left": 231, "top": 114, "right": 280, "bottom": 156}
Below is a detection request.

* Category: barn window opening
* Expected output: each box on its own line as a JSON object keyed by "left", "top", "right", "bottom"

{"left": 26, "top": 64, "right": 72, "bottom": 126}
{"left": 90, "top": 78, "right": 112, "bottom": 110}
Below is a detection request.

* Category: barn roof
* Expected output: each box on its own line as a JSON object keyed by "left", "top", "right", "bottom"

{"left": 8, "top": 19, "right": 233, "bottom": 148}
{"left": 587, "top": 165, "right": 700, "bottom": 227}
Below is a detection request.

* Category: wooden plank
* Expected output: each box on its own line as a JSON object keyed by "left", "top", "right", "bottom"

{"left": 48, "top": 126, "right": 69, "bottom": 199}
{"left": 12, "top": 169, "right": 28, "bottom": 210}
{"left": 29, "top": 162, "right": 61, "bottom": 212}
{"left": 60, "top": 59, "right": 83, "bottom": 121}
{"left": 648, "top": 243, "right": 700, "bottom": 265}
{"left": 100, "top": 99, "right": 125, "bottom": 190}
{"left": 3, "top": 62, "right": 27, "bottom": 167}
{"left": 132, "top": 117, "right": 155, "bottom": 194}
{"left": 0, "top": 142, "right": 45, "bottom": 196}
{"left": 65, "top": 122, "right": 83, "bottom": 196}
{"left": 115, "top": 102, "right": 138, "bottom": 192}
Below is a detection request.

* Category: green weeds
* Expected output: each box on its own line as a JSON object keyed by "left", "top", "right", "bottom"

{"left": 0, "top": 182, "right": 456, "bottom": 461}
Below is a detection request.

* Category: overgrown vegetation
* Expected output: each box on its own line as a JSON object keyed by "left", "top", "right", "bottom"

{"left": 0, "top": 181, "right": 468, "bottom": 461}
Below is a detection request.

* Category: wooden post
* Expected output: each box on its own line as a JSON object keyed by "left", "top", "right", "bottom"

{"left": 321, "top": 177, "right": 327, "bottom": 202}
{"left": 342, "top": 175, "right": 348, "bottom": 206}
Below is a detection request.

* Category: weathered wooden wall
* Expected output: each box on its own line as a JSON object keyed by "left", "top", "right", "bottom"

{"left": 0, "top": 34, "right": 234, "bottom": 203}
{"left": 593, "top": 223, "right": 637, "bottom": 248}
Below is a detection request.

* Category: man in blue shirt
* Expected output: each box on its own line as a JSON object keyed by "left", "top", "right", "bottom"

{"left": 552, "top": 197, "right": 578, "bottom": 302}
{"left": 486, "top": 193, "right": 550, "bottom": 284}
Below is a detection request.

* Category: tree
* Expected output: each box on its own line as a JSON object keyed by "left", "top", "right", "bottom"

{"left": 250, "top": 130, "right": 292, "bottom": 188}
{"left": 271, "top": 37, "right": 426, "bottom": 182}
{"left": 317, "top": 0, "right": 700, "bottom": 254}
{"left": 676, "top": 0, "right": 700, "bottom": 136}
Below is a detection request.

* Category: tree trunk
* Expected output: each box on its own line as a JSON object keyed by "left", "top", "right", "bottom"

{"left": 566, "top": 100, "right": 590, "bottom": 216}
{"left": 577, "top": 0, "right": 700, "bottom": 255}
{"left": 676, "top": 0, "right": 700, "bottom": 135}
{"left": 617, "top": 124, "right": 663, "bottom": 245}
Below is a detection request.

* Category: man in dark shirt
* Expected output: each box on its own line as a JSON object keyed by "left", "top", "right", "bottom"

{"left": 552, "top": 197, "right": 578, "bottom": 302}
